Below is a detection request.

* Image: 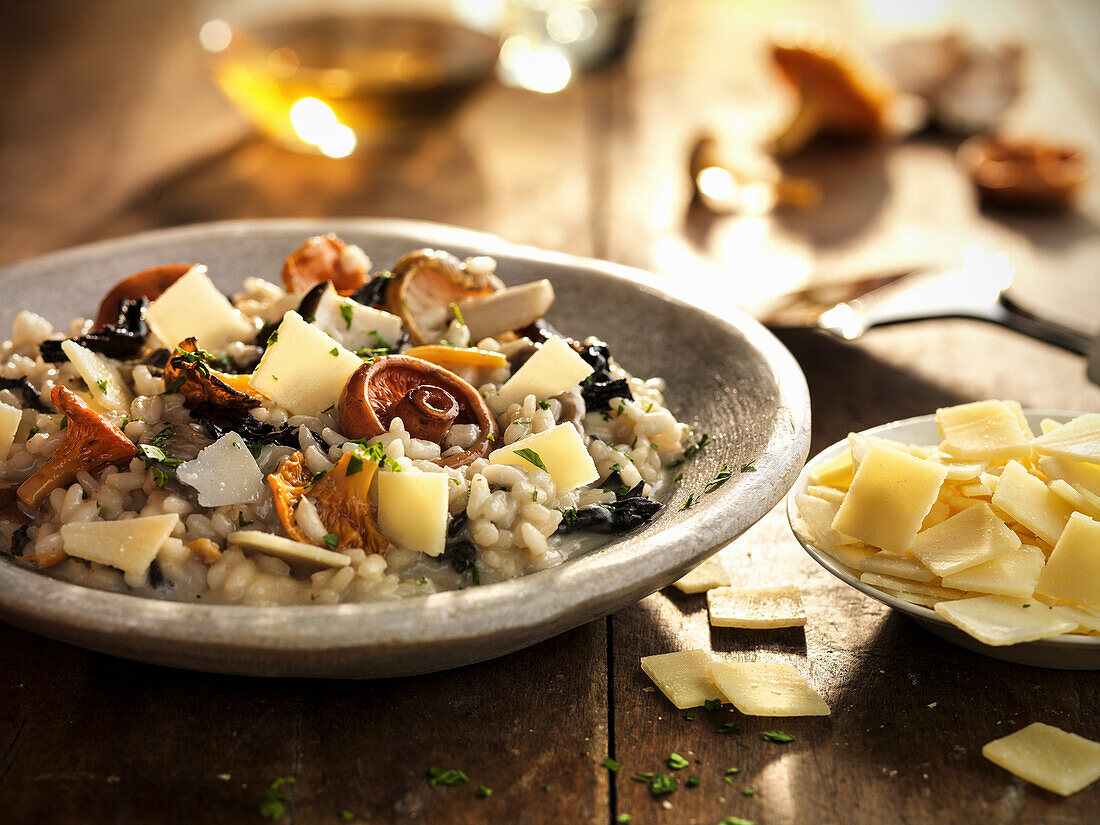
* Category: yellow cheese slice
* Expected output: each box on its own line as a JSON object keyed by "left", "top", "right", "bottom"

{"left": 932, "top": 457, "right": 989, "bottom": 482}
{"left": 706, "top": 586, "right": 806, "bottom": 628}
{"left": 1038, "top": 455, "right": 1100, "bottom": 499}
{"left": 61, "top": 514, "right": 179, "bottom": 576}
{"left": 941, "top": 544, "right": 1046, "bottom": 600}
{"left": 488, "top": 423, "right": 599, "bottom": 491}
{"left": 228, "top": 530, "right": 351, "bottom": 570}
{"left": 921, "top": 501, "right": 951, "bottom": 530}
{"left": 61, "top": 339, "right": 131, "bottom": 412}
{"left": 1048, "top": 479, "right": 1100, "bottom": 520}
{"left": 858, "top": 551, "right": 937, "bottom": 582}
{"left": 250, "top": 311, "right": 363, "bottom": 417}
{"left": 795, "top": 493, "right": 857, "bottom": 549}
{"left": 935, "top": 400, "right": 1032, "bottom": 461}
{"left": 808, "top": 449, "right": 853, "bottom": 489}
{"left": 376, "top": 471, "right": 449, "bottom": 557}
{"left": 672, "top": 553, "right": 730, "bottom": 594}
{"left": 831, "top": 446, "right": 948, "bottom": 554}
{"left": 982, "top": 722, "right": 1100, "bottom": 796}
{"left": 909, "top": 503, "right": 1021, "bottom": 577}
{"left": 1051, "top": 604, "right": 1100, "bottom": 633}
{"left": 1034, "top": 512, "right": 1100, "bottom": 610}
{"left": 1030, "top": 413, "right": 1100, "bottom": 463}
{"left": 877, "top": 587, "right": 942, "bottom": 608}
{"left": 708, "top": 661, "right": 830, "bottom": 717}
{"left": 805, "top": 484, "right": 845, "bottom": 504}
{"left": 490, "top": 336, "right": 594, "bottom": 412}
{"left": 145, "top": 265, "right": 254, "bottom": 352}
{"left": 640, "top": 649, "right": 723, "bottom": 709}
{"left": 991, "top": 460, "right": 1074, "bottom": 546}
{"left": 860, "top": 572, "right": 964, "bottom": 599}
{"left": 934, "top": 595, "right": 1076, "bottom": 646}
{"left": 819, "top": 541, "right": 876, "bottom": 570}
{"left": 0, "top": 401, "right": 21, "bottom": 460}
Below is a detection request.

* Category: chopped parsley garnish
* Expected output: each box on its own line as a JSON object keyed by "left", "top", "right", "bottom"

{"left": 686, "top": 774, "right": 700, "bottom": 787}
{"left": 323, "top": 533, "right": 339, "bottom": 551}
{"left": 704, "top": 699, "right": 723, "bottom": 712}
{"left": 538, "top": 399, "right": 550, "bottom": 411}
{"left": 449, "top": 302, "right": 466, "bottom": 327}
{"left": 471, "top": 566, "right": 481, "bottom": 586}
{"left": 609, "top": 463, "right": 623, "bottom": 473}
{"left": 271, "top": 375, "right": 279, "bottom": 382}
{"left": 476, "top": 785, "right": 492, "bottom": 799}
{"left": 486, "top": 432, "right": 495, "bottom": 442}
{"left": 719, "top": 818, "right": 755, "bottom": 825}
{"left": 329, "top": 347, "right": 339, "bottom": 357}
{"left": 616, "top": 399, "right": 626, "bottom": 416}
{"left": 345, "top": 439, "right": 400, "bottom": 472}
{"left": 137, "top": 442, "right": 183, "bottom": 489}
{"left": 427, "top": 767, "right": 468, "bottom": 787}
{"left": 556, "top": 506, "right": 578, "bottom": 525}
{"left": 680, "top": 493, "right": 695, "bottom": 511}
{"left": 513, "top": 448, "right": 546, "bottom": 472}
{"left": 237, "top": 512, "right": 253, "bottom": 528}
{"left": 356, "top": 347, "right": 389, "bottom": 360}
{"left": 95, "top": 379, "right": 108, "bottom": 394}
{"left": 340, "top": 812, "right": 354, "bottom": 822}
{"left": 1022, "top": 603, "right": 1031, "bottom": 608}
{"left": 762, "top": 730, "right": 795, "bottom": 743}
{"left": 725, "top": 767, "right": 741, "bottom": 775}
{"left": 630, "top": 435, "right": 638, "bottom": 449}
{"left": 673, "top": 471, "right": 684, "bottom": 483}
{"left": 705, "top": 462, "right": 732, "bottom": 493}
{"left": 415, "top": 577, "right": 427, "bottom": 586}
{"left": 531, "top": 490, "right": 538, "bottom": 502}
{"left": 346, "top": 454, "right": 365, "bottom": 476}
{"left": 164, "top": 376, "right": 186, "bottom": 394}
{"left": 667, "top": 753, "right": 689, "bottom": 770}
{"left": 27, "top": 425, "right": 38, "bottom": 438}
{"left": 742, "top": 787, "right": 756, "bottom": 796}
{"left": 682, "top": 711, "right": 695, "bottom": 721}
{"left": 718, "top": 721, "right": 741, "bottom": 734}
{"left": 616, "top": 815, "right": 632, "bottom": 824}
{"left": 309, "top": 470, "right": 327, "bottom": 485}
{"left": 542, "top": 784, "right": 551, "bottom": 792}
{"left": 339, "top": 303, "right": 354, "bottom": 330}
{"left": 267, "top": 329, "right": 279, "bottom": 345}
{"left": 649, "top": 772, "right": 677, "bottom": 796}
{"left": 630, "top": 772, "right": 654, "bottom": 783}
{"left": 740, "top": 459, "right": 757, "bottom": 473}
{"left": 149, "top": 426, "right": 174, "bottom": 448}
{"left": 59, "top": 416, "right": 67, "bottom": 430}
{"left": 259, "top": 776, "right": 295, "bottom": 820}
{"left": 601, "top": 758, "right": 620, "bottom": 772}
{"left": 644, "top": 402, "right": 654, "bottom": 412}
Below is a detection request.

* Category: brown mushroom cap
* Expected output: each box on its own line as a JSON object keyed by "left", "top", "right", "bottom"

{"left": 282, "top": 233, "right": 370, "bottom": 296}
{"left": 94, "top": 264, "right": 192, "bottom": 330}
{"left": 384, "top": 249, "right": 498, "bottom": 345}
{"left": 17, "top": 386, "right": 138, "bottom": 510}
{"left": 959, "top": 136, "right": 1087, "bottom": 209}
{"left": 339, "top": 355, "right": 498, "bottom": 468}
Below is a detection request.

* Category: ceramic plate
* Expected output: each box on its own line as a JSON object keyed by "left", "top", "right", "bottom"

{"left": 0, "top": 219, "right": 810, "bottom": 677}
{"left": 789, "top": 411, "right": 1100, "bottom": 670}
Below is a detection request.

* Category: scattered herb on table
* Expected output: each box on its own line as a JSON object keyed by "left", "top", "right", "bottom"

{"left": 762, "top": 730, "right": 795, "bottom": 743}
{"left": 259, "top": 776, "right": 295, "bottom": 820}
{"left": 601, "top": 758, "right": 621, "bottom": 772}
{"left": 340, "top": 811, "right": 354, "bottom": 822}
{"left": 427, "top": 767, "right": 469, "bottom": 787}
{"left": 740, "top": 459, "right": 756, "bottom": 473}
{"left": 680, "top": 493, "right": 695, "bottom": 511}
{"left": 667, "top": 753, "right": 689, "bottom": 770}
{"left": 686, "top": 774, "right": 700, "bottom": 787}
{"left": 649, "top": 772, "right": 677, "bottom": 796}
{"left": 719, "top": 818, "right": 755, "bottom": 825}
{"left": 542, "top": 784, "right": 551, "bottom": 792}
{"left": 682, "top": 710, "right": 695, "bottom": 721}
{"left": 415, "top": 578, "right": 427, "bottom": 586}
{"left": 718, "top": 721, "right": 741, "bottom": 734}
{"left": 742, "top": 787, "right": 756, "bottom": 796}
{"left": 725, "top": 767, "right": 741, "bottom": 776}
{"left": 476, "top": 785, "right": 492, "bottom": 799}
{"left": 616, "top": 815, "right": 632, "bottom": 824}
{"left": 630, "top": 772, "right": 654, "bottom": 783}
{"left": 704, "top": 699, "right": 722, "bottom": 712}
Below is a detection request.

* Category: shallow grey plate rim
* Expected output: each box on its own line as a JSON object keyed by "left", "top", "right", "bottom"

{"left": 0, "top": 219, "right": 811, "bottom": 671}
{"left": 788, "top": 410, "right": 1099, "bottom": 650}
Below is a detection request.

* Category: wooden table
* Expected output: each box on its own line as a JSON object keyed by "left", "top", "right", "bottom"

{"left": 1, "top": 2, "right": 1098, "bottom": 823}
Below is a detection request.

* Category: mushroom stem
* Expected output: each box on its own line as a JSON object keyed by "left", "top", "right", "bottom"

{"left": 393, "top": 385, "right": 459, "bottom": 443}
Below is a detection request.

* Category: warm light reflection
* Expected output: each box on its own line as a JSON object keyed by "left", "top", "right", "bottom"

{"left": 199, "top": 19, "right": 232, "bottom": 53}
{"left": 498, "top": 34, "right": 573, "bottom": 93}
{"left": 862, "top": 0, "right": 951, "bottom": 25}
{"left": 288, "top": 97, "right": 357, "bottom": 157}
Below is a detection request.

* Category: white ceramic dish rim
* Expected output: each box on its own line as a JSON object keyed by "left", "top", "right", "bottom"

{"left": 788, "top": 409, "right": 1099, "bottom": 648}
{"left": 0, "top": 218, "right": 812, "bottom": 660}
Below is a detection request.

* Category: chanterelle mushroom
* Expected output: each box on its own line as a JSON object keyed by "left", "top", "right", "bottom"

{"left": 282, "top": 233, "right": 371, "bottom": 296}
{"left": 163, "top": 338, "right": 262, "bottom": 413}
{"left": 771, "top": 32, "right": 896, "bottom": 157}
{"left": 383, "top": 249, "right": 499, "bottom": 345}
{"left": 18, "top": 386, "right": 138, "bottom": 508}
{"left": 94, "top": 263, "right": 192, "bottom": 330}
{"left": 339, "top": 355, "right": 498, "bottom": 468}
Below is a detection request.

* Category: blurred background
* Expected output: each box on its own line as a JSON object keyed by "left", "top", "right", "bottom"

{"left": 1, "top": 0, "right": 1098, "bottom": 349}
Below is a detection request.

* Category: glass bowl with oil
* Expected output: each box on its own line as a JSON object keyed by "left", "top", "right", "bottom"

{"left": 198, "top": 1, "right": 505, "bottom": 155}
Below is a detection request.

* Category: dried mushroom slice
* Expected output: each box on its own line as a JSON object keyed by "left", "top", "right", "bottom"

{"left": 164, "top": 338, "right": 262, "bottom": 413}
{"left": 339, "top": 355, "right": 498, "bottom": 468}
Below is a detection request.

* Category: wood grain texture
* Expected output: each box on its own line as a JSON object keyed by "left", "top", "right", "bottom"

{"left": 1, "top": 0, "right": 1099, "bottom": 823}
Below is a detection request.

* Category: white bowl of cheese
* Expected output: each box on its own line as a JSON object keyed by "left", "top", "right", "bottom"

{"left": 788, "top": 406, "right": 1100, "bottom": 670}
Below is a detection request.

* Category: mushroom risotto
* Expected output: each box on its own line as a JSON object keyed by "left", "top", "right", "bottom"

{"left": 0, "top": 235, "right": 688, "bottom": 605}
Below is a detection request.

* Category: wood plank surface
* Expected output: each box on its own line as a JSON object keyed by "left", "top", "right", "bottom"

{"left": 1, "top": 0, "right": 1098, "bottom": 823}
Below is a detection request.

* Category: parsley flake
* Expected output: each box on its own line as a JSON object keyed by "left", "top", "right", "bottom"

{"left": 704, "top": 698, "right": 723, "bottom": 712}
{"left": 340, "top": 812, "right": 354, "bottom": 822}
{"left": 649, "top": 772, "right": 677, "bottom": 796}
{"left": 329, "top": 347, "right": 339, "bottom": 357}
{"left": 680, "top": 493, "right": 695, "bottom": 511}
{"left": 718, "top": 721, "right": 741, "bottom": 734}
{"left": 427, "top": 767, "right": 468, "bottom": 787}
{"left": 237, "top": 512, "right": 253, "bottom": 528}
{"left": 762, "top": 730, "right": 795, "bottom": 743}
{"left": 719, "top": 818, "right": 755, "bottom": 825}
{"left": 95, "top": 379, "right": 108, "bottom": 394}
{"left": 513, "top": 448, "right": 546, "bottom": 471}
{"left": 630, "top": 772, "right": 654, "bottom": 783}
{"left": 449, "top": 302, "right": 466, "bottom": 327}
{"left": 740, "top": 459, "right": 757, "bottom": 473}
{"left": 601, "top": 758, "right": 620, "bottom": 772}
{"left": 267, "top": 329, "right": 279, "bottom": 346}
{"left": 339, "top": 303, "right": 354, "bottom": 330}
{"left": 705, "top": 462, "right": 732, "bottom": 493}
{"left": 742, "top": 787, "right": 756, "bottom": 796}
{"left": 682, "top": 711, "right": 695, "bottom": 721}
{"left": 476, "top": 785, "right": 492, "bottom": 799}
{"left": 346, "top": 454, "right": 364, "bottom": 476}
{"left": 415, "top": 577, "right": 427, "bottom": 586}
{"left": 259, "top": 776, "right": 295, "bottom": 820}
{"left": 538, "top": 399, "right": 550, "bottom": 410}
{"left": 686, "top": 774, "right": 700, "bottom": 787}
{"left": 616, "top": 815, "right": 632, "bottom": 824}
{"left": 725, "top": 767, "right": 741, "bottom": 775}
{"left": 323, "top": 533, "right": 339, "bottom": 551}
{"left": 667, "top": 753, "right": 689, "bottom": 770}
